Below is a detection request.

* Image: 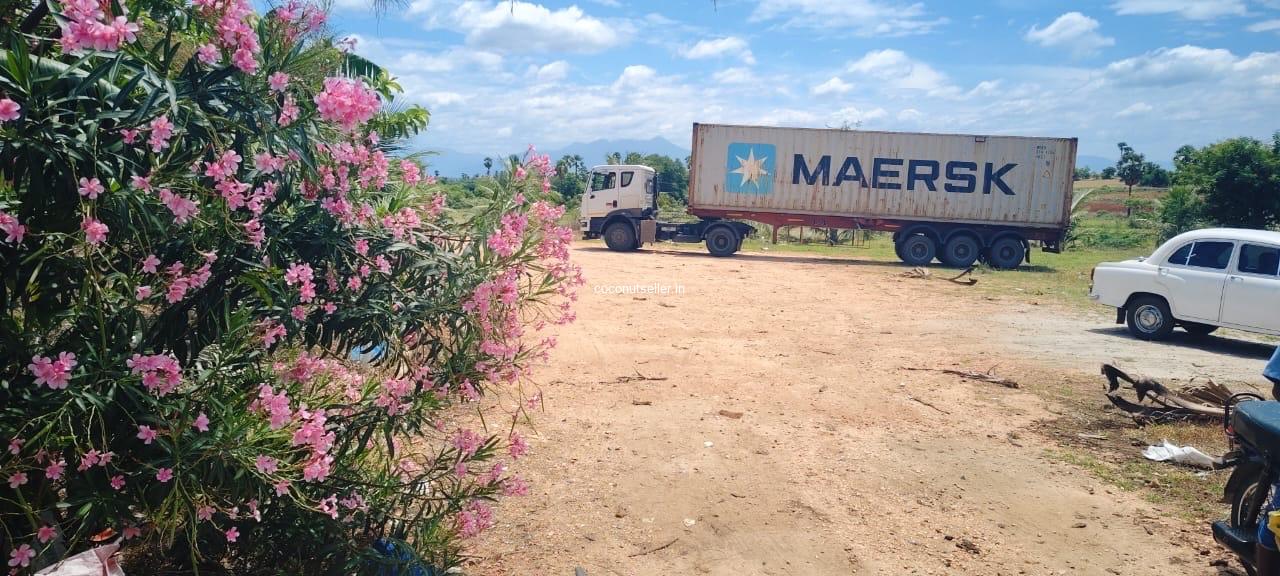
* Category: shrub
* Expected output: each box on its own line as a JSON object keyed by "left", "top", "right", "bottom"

{"left": 1158, "top": 185, "right": 1206, "bottom": 241}
{"left": 0, "top": 0, "right": 579, "bottom": 573}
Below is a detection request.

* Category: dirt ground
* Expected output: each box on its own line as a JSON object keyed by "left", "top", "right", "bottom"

{"left": 470, "top": 243, "right": 1277, "bottom": 576}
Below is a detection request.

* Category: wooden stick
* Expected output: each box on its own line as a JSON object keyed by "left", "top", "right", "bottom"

{"left": 628, "top": 537, "right": 680, "bottom": 558}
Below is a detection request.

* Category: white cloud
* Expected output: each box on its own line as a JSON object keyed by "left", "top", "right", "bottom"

{"left": 847, "top": 49, "right": 953, "bottom": 94}
{"left": 1025, "top": 12, "right": 1116, "bottom": 57}
{"left": 897, "top": 108, "right": 924, "bottom": 122}
{"left": 449, "top": 1, "right": 627, "bottom": 53}
{"left": 1248, "top": 19, "right": 1280, "bottom": 32}
{"left": 832, "top": 106, "right": 887, "bottom": 126}
{"left": 1111, "top": 0, "right": 1247, "bottom": 20}
{"left": 589, "top": 0, "right": 621, "bottom": 6}
{"left": 751, "top": 0, "right": 947, "bottom": 36}
{"left": 713, "top": 67, "right": 756, "bottom": 85}
{"left": 532, "top": 60, "right": 570, "bottom": 82}
{"left": 612, "top": 65, "right": 657, "bottom": 91}
{"left": 680, "top": 37, "right": 756, "bottom": 65}
{"left": 811, "top": 76, "right": 853, "bottom": 95}
{"left": 1115, "top": 102, "right": 1154, "bottom": 117}
{"left": 1104, "top": 45, "right": 1237, "bottom": 85}
{"left": 422, "top": 92, "right": 467, "bottom": 106}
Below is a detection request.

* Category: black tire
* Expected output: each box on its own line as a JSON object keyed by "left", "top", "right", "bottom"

{"left": 898, "top": 234, "right": 936, "bottom": 266}
{"left": 987, "top": 236, "right": 1026, "bottom": 269}
{"left": 1126, "top": 295, "right": 1175, "bottom": 340}
{"left": 1229, "top": 468, "right": 1268, "bottom": 576}
{"left": 705, "top": 226, "right": 739, "bottom": 257}
{"left": 1184, "top": 322, "right": 1219, "bottom": 337}
{"left": 603, "top": 221, "right": 636, "bottom": 252}
{"left": 940, "top": 234, "right": 981, "bottom": 268}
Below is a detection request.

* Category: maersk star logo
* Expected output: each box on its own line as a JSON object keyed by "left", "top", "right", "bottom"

{"left": 725, "top": 142, "right": 775, "bottom": 195}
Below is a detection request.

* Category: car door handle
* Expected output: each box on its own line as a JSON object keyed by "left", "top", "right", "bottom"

{"left": 589, "top": 194, "right": 595, "bottom": 199}
{"left": 1229, "top": 275, "right": 1244, "bottom": 283}
{"left": 1158, "top": 267, "right": 1169, "bottom": 276}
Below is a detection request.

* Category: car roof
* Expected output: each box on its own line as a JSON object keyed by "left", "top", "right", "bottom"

{"left": 589, "top": 164, "right": 656, "bottom": 173}
{"left": 1168, "top": 228, "right": 1280, "bottom": 245}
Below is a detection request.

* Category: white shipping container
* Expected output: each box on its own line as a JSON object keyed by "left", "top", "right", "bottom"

{"left": 690, "top": 123, "right": 1077, "bottom": 230}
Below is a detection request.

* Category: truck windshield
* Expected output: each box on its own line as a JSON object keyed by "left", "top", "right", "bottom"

{"left": 591, "top": 172, "right": 615, "bottom": 191}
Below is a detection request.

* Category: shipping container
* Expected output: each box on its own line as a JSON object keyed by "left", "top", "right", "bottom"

{"left": 580, "top": 123, "right": 1077, "bottom": 268}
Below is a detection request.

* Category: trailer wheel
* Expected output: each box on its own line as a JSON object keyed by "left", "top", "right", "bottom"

{"left": 987, "top": 237, "right": 1026, "bottom": 269}
{"left": 603, "top": 221, "right": 636, "bottom": 252}
{"left": 940, "top": 234, "right": 981, "bottom": 268}
{"left": 899, "top": 234, "right": 936, "bottom": 266}
{"left": 705, "top": 226, "right": 739, "bottom": 257}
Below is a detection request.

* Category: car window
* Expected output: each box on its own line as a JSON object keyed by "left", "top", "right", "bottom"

{"left": 591, "top": 172, "right": 616, "bottom": 191}
{"left": 1166, "top": 243, "right": 1193, "bottom": 265}
{"left": 1187, "top": 241, "right": 1234, "bottom": 270}
{"left": 1238, "top": 244, "right": 1280, "bottom": 276}
{"left": 621, "top": 171, "right": 634, "bottom": 188}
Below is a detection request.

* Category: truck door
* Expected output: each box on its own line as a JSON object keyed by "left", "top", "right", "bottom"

{"left": 583, "top": 170, "right": 617, "bottom": 218}
{"left": 1219, "top": 243, "right": 1280, "bottom": 331}
{"left": 1156, "top": 240, "right": 1234, "bottom": 322}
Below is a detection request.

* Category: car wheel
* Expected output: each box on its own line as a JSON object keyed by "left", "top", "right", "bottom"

{"left": 1184, "top": 322, "right": 1219, "bottom": 337}
{"left": 603, "top": 221, "right": 636, "bottom": 252}
{"left": 899, "top": 234, "right": 936, "bottom": 266}
{"left": 1126, "top": 296, "right": 1175, "bottom": 341}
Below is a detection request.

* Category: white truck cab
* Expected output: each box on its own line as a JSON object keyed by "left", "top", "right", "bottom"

{"left": 579, "top": 164, "right": 656, "bottom": 246}
{"left": 1090, "top": 228, "right": 1280, "bottom": 340}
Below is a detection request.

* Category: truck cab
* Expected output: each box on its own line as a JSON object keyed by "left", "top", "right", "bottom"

{"left": 580, "top": 164, "right": 755, "bottom": 256}
{"left": 580, "top": 164, "right": 656, "bottom": 248}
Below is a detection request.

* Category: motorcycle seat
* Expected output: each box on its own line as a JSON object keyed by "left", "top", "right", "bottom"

{"left": 1234, "top": 401, "right": 1280, "bottom": 459}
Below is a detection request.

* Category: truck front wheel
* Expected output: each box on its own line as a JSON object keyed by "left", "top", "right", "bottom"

{"left": 705, "top": 227, "right": 739, "bottom": 257}
{"left": 604, "top": 221, "right": 637, "bottom": 252}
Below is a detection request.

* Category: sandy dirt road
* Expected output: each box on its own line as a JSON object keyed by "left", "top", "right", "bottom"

{"left": 471, "top": 243, "right": 1275, "bottom": 576}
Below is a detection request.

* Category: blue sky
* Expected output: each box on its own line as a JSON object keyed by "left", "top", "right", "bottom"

{"left": 332, "top": 0, "right": 1280, "bottom": 162}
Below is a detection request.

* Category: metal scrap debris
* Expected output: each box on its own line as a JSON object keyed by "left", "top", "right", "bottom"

{"left": 1101, "top": 363, "right": 1239, "bottom": 423}
{"left": 900, "top": 266, "right": 978, "bottom": 285}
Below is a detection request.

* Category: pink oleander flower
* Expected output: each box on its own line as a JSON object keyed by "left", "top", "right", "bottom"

{"left": 156, "top": 467, "right": 173, "bottom": 483}
{"left": 197, "top": 43, "right": 220, "bottom": 65}
{"left": 8, "top": 544, "right": 34, "bottom": 568}
{"left": 225, "top": 526, "right": 240, "bottom": 543}
{"left": 81, "top": 217, "right": 108, "bottom": 245}
{"left": 141, "top": 254, "right": 160, "bottom": 273}
{"left": 130, "top": 173, "right": 152, "bottom": 191}
{"left": 0, "top": 210, "right": 26, "bottom": 244}
{"left": 37, "top": 525, "right": 57, "bottom": 543}
{"left": 278, "top": 94, "right": 300, "bottom": 126}
{"left": 78, "top": 449, "right": 100, "bottom": 471}
{"left": 7, "top": 438, "right": 22, "bottom": 455}
{"left": 313, "top": 77, "right": 380, "bottom": 131}
{"left": 232, "top": 47, "right": 258, "bottom": 74}
{"left": 503, "top": 475, "right": 530, "bottom": 496}
{"left": 193, "top": 412, "right": 210, "bottom": 432}
{"left": 159, "top": 188, "right": 200, "bottom": 224}
{"left": 401, "top": 160, "right": 422, "bottom": 186}
{"left": 45, "top": 459, "right": 65, "bottom": 480}
{"left": 137, "top": 425, "right": 157, "bottom": 445}
{"left": 8, "top": 471, "right": 28, "bottom": 489}
{"left": 354, "top": 238, "right": 369, "bottom": 255}
{"left": 254, "top": 455, "right": 278, "bottom": 474}
{"left": 148, "top": 115, "right": 173, "bottom": 152}
{"left": 290, "top": 305, "right": 307, "bottom": 321}
{"left": 509, "top": 431, "right": 528, "bottom": 459}
{"left": 196, "top": 505, "right": 215, "bottom": 521}
{"left": 29, "top": 352, "right": 77, "bottom": 389}
{"left": 135, "top": 285, "right": 152, "bottom": 300}
{"left": 274, "top": 480, "right": 291, "bottom": 496}
{"left": 457, "top": 501, "right": 494, "bottom": 539}
{"left": 110, "top": 475, "right": 125, "bottom": 490}
{"left": 122, "top": 525, "right": 141, "bottom": 540}
{"left": 375, "top": 255, "right": 391, "bottom": 274}
{"left": 78, "top": 177, "right": 104, "bottom": 199}
{"left": 269, "top": 71, "right": 290, "bottom": 92}
{"left": 452, "top": 429, "right": 484, "bottom": 458}
{"left": 0, "top": 98, "right": 20, "bottom": 122}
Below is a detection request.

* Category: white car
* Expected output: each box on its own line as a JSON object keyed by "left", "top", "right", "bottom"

{"left": 1090, "top": 228, "right": 1280, "bottom": 340}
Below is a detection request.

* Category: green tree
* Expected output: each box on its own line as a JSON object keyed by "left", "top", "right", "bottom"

{"left": 1158, "top": 185, "right": 1206, "bottom": 240}
{"left": 552, "top": 154, "right": 588, "bottom": 202}
{"left": 1116, "top": 142, "right": 1146, "bottom": 216}
{"left": 1100, "top": 166, "right": 1117, "bottom": 179}
{"left": 484, "top": 156, "right": 493, "bottom": 176}
{"left": 605, "top": 151, "right": 622, "bottom": 165}
{"left": 1139, "top": 161, "right": 1170, "bottom": 187}
{"left": 624, "top": 151, "right": 645, "bottom": 165}
{"left": 1175, "top": 135, "right": 1280, "bottom": 229}
{"left": 1074, "top": 167, "right": 1093, "bottom": 180}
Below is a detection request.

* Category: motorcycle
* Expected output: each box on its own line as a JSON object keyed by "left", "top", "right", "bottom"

{"left": 1213, "top": 392, "right": 1280, "bottom": 576}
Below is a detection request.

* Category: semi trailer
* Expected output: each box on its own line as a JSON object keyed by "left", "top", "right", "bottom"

{"left": 579, "top": 123, "right": 1077, "bottom": 268}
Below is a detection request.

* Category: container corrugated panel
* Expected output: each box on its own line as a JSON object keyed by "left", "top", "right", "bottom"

{"left": 690, "top": 123, "right": 1077, "bottom": 229}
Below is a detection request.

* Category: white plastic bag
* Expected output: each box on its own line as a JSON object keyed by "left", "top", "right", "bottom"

{"left": 1142, "top": 439, "right": 1217, "bottom": 469}
{"left": 34, "top": 542, "right": 125, "bottom": 576}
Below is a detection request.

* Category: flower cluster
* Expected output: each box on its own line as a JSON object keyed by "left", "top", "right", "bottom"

{"left": 58, "top": 0, "right": 140, "bottom": 54}
{"left": 314, "top": 77, "right": 380, "bottom": 131}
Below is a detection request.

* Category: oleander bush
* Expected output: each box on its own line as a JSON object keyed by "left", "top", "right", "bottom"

{"left": 0, "top": 0, "right": 580, "bottom": 572}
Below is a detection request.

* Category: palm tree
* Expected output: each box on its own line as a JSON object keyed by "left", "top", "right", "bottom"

{"left": 483, "top": 157, "right": 492, "bottom": 176}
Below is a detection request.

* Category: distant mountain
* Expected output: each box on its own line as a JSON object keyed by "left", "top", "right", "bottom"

{"left": 419, "top": 137, "right": 690, "bottom": 177}
{"left": 1077, "top": 155, "right": 1115, "bottom": 171}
